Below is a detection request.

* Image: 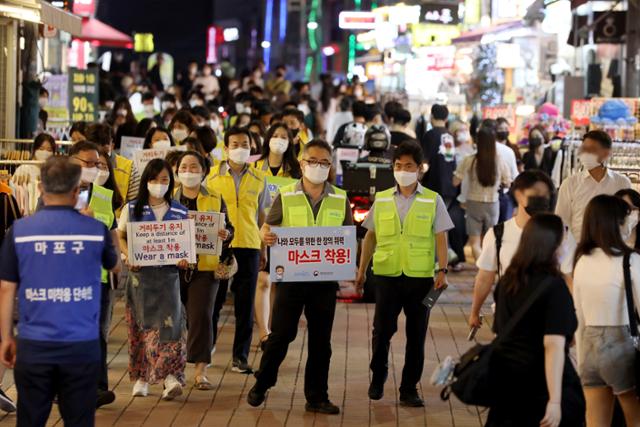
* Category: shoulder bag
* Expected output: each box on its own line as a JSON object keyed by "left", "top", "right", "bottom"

{"left": 441, "top": 276, "right": 554, "bottom": 407}
{"left": 622, "top": 252, "right": 640, "bottom": 397}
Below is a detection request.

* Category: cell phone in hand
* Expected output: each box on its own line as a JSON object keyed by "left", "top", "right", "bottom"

{"left": 423, "top": 285, "right": 446, "bottom": 309}
{"left": 467, "top": 315, "right": 484, "bottom": 341}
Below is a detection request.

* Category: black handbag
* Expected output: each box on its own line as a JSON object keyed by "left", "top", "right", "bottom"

{"left": 622, "top": 252, "right": 640, "bottom": 398}
{"left": 442, "top": 277, "right": 553, "bottom": 407}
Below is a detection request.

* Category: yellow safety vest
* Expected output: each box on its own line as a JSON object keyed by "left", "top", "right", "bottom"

{"left": 174, "top": 186, "right": 222, "bottom": 271}
{"left": 113, "top": 154, "right": 132, "bottom": 204}
{"left": 294, "top": 129, "right": 309, "bottom": 160}
{"left": 372, "top": 186, "right": 437, "bottom": 278}
{"left": 206, "top": 163, "right": 265, "bottom": 249}
{"left": 255, "top": 158, "right": 289, "bottom": 177}
{"left": 88, "top": 184, "right": 115, "bottom": 283}
{"left": 280, "top": 182, "right": 347, "bottom": 227}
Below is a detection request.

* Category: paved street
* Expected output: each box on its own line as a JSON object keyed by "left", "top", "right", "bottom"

{"left": 0, "top": 266, "right": 494, "bottom": 427}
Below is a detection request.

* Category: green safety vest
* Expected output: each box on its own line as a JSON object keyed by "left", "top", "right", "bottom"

{"left": 372, "top": 187, "right": 437, "bottom": 278}
{"left": 280, "top": 182, "right": 347, "bottom": 227}
{"left": 88, "top": 184, "right": 115, "bottom": 283}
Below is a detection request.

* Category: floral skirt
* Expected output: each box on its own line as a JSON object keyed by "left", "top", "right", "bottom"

{"left": 126, "top": 305, "right": 186, "bottom": 385}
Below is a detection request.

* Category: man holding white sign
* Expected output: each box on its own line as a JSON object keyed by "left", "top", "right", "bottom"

{"left": 356, "top": 141, "right": 453, "bottom": 408}
{"left": 248, "top": 139, "right": 353, "bottom": 415}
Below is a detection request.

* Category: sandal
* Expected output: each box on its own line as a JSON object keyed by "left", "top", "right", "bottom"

{"left": 194, "top": 375, "right": 214, "bottom": 391}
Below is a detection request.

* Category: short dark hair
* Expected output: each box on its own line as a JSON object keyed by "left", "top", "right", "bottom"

{"left": 583, "top": 129, "right": 612, "bottom": 149}
{"left": 68, "top": 140, "right": 100, "bottom": 157}
{"left": 393, "top": 139, "right": 423, "bottom": 165}
{"left": 510, "top": 170, "right": 555, "bottom": 205}
{"left": 480, "top": 118, "right": 497, "bottom": 132}
{"left": 177, "top": 150, "right": 211, "bottom": 177}
{"left": 352, "top": 101, "right": 367, "bottom": 119}
{"left": 143, "top": 128, "right": 173, "bottom": 149}
{"left": 141, "top": 92, "right": 155, "bottom": 102}
{"left": 282, "top": 108, "right": 304, "bottom": 123}
{"left": 33, "top": 132, "right": 56, "bottom": 153}
{"left": 192, "top": 126, "right": 217, "bottom": 153}
{"left": 41, "top": 156, "right": 81, "bottom": 194}
{"left": 496, "top": 117, "right": 510, "bottom": 127}
{"left": 70, "top": 121, "right": 87, "bottom": 136}
{"left": 85, "top": 123, "right": 113, "bottom": 147}
{"left": 224, "top": 126, "right": 252, "bottom": 147}
{"left": 384, "top": 101, "right": 403, "bottom": 120}
{"left": 394, "top": 109, "right": 411, "bottom": 126}
{"left": 431, "top": 104, "right": 449, "bottom": 121}
{"left": 169, "top": 109, "right": 197, "bottom": 131}
{"left": 191, "top": 106, "right": 210, "bottom": 121}
{"left": 303, "top": 139, "right": 333, "bottom": 156}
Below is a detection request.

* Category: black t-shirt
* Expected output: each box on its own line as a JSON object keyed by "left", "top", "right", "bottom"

{"left": 270, "top": 165, "right": 281, "bottom": 177}
{"left": 491, "top": 273, "right": 580, "bottom": 412}
{"left": 420, "top": 127, "right": 457, "bottom": 199}
{"left": 179, "top": 194, "right": 198, "bottom": 211}
{"left": 390, "top": 130, "right": 412, "bottom": 147}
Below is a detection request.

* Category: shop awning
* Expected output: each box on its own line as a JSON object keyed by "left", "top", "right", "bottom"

{"left": 39, "top": 1, "right": 82, "bottom": 36}
{"left": 451, "top": 21, "right": 524, "bottom": 44}
{"left": 76, "top": 17, "right": 133, "bottom": 48}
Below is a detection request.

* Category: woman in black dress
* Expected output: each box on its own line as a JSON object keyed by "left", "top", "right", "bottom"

{"left": 488, "top": 213, "right": 585, "bottom": 427}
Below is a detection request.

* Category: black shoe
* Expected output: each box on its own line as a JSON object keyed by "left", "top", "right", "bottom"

{"left": 305, "top": 400, "right": 340, "bottom": 415}
{"left": 0, "top": 388, "right": 16, "bottom": 413}
{"left": 247, "top": 385, "right": 267, "bottom": 407}
{"left": 96, "top": 389, "right": 116, "bottom": 408}
{"left": 368, "top": 382, "right": 384, "bottom": 400}
{"left": 232, "top": 359, "right": 253, "bottom": 374}
{"left": 399, "top": 390, "right": 424, "bottom": 407}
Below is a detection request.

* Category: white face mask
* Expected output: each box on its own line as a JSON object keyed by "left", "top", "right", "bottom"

{"left": 117, "top": 109, "right": 128, "bottom": 117}
{"left": 303, "top": 164, "right": 330, "bottom": 184}
{"left": 579, "top": 152, "right": 602, "bottom": 170}
{"left": 171, "top": 129, "right": 189, "bottom": 144}
{"left": 94, "top": 169, "right": 110, "bottom": 186}
{"left": 143, "top": 104, "right": 155, "bottom": 117}
{"left": 147, "top": 183, "right": 169, "bottom": 198}
{"left": 456, "top": 132, "right": 470, "bottom": 143}
{"left": 210, "top": 119, "right": 220, "bottom": 131}
{"left": 161, "top": 101, "right": 174, "bottom": 112}
{"left": 33, "top": 150, "right": 53, "bottom": 161}
{"left": 235, "top": 103, "right": 250, "bottom": 114}
{"left": 394, "top": 170, "right": 418, "bottom": 187}
{"left": 153, "top": 139, "right": 171, "bottom": 149}
{"left": 179, "top": 172, "right": 202, "bottom": 188}
{"left": 622, "top": 210, "right": 639, "bottom": 241}
{"left": 269, "top": 137, "right": 289, "bottom": 155}
{"left": 189, "top": 99, "right": 202, "bottom": 108}
{"left": 75, "top": 189, "right": 90, "bottom": 210}
{"left": 80, "top": 167, "right": 98, "bottom": 184}
{"left": 228, "top": 147, "right": 251, "bottom": 164}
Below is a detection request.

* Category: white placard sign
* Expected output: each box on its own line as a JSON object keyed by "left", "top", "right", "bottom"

{"left": 187, "top": 211, "right": 225, "bottom": 256}
{"left": 126, "top": 219, "right": 196, "bottom": 267}
{"left": 120, "top": 136, "right": 145, "bottom": 160}
{"left": 134, "top": 146, "right": 187, "bottom": 170}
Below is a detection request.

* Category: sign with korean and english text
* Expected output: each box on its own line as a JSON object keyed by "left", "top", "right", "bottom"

{"left": 68, "top": 68, "right": 99, "bottom": 122}
{"left": 270, "top": 226, "right": 357, "bottom": 282}
{"left": 133, "top": 146, "right": 187, "bottom": 170}
{"left": 127, "top": 220, "right": 196, "bottom": 267}
{"left": 120, "top": 136, "right": 145, "bottom": 160}
{"left": 187, "top": 211, "right": 225, "bottom": 256}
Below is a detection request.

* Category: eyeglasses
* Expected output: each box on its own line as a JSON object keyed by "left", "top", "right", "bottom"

{"left": 73, "top": 157, "right": 99, "bottom": 168}
{"left": 303, "top": 158, "right": 331, "bottom": 169}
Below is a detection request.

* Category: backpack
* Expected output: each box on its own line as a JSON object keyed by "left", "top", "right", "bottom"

{"left": 341, "top": 122, "right": 367, "bottom": 148}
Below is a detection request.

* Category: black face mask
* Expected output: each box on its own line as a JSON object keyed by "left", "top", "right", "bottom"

{"left": 496, "top": 131, "right": 509, "bottom": 142}
{"left": 524, "top": 196, "right": 551, "bottom": 216}
{"left": 529, "top": 137, "right": 543, "bottom": 149}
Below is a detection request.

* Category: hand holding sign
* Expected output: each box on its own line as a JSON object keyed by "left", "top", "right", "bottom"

{"left": 261, "top": 224, "right": 278, "bottom": 246}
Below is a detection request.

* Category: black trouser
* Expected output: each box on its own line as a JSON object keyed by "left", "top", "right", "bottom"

{"left": 98, "top": 282, "right": 113, "bottom": 391}
{"left": 445, "top": 197, "right": 466, "bottom": 264}
{"left": 370, "top": 275, "right": 433, "bottom": 393}
{"left": 255, "top": 282, "right": 337, "bottom": 403}
{"left": 15, "top": 360, "right": 99, "bottom": 427}
{"left": 211, "top": 248, "right": 260, "bottom": 363}
{"left": 180, "top": 270, "right": 219, "bottom": 364}
{"left": 212, "top": 278, "right": 228, "bottom": 347}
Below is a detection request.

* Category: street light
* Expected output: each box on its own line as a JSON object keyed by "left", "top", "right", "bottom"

{"left": 307, "top": 21, "right": 319, "bottom": 30}
{"left": 261, "top": 40, "right": 271, "bottom": 49}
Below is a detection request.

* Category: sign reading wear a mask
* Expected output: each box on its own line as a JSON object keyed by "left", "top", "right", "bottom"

{"left": 270, "top": 226, "right": 357, "bottom": 282}
{"left": 187, "top": 211, "right": 225, "bottom": 256}
{"left": 127, "top": 219, "right": 196, "bottom": 267}
{"left": 133, "top": 146, "right": 186, "bottom": 170}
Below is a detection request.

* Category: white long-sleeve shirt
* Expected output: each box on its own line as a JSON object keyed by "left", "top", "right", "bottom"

{"left": 555, "top": 169, "right": 630, "bottom": 241}
{"left": 574, "top": 249, "right": 640, "bottom": 326}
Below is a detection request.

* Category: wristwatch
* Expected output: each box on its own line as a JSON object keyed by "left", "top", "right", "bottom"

{"left": 435, "top": 268, "right": 449, "bottom": 275}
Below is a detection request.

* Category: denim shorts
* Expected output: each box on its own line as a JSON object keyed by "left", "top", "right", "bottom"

{"left": 578, "top": 326, "right": 636, "bottom": 395}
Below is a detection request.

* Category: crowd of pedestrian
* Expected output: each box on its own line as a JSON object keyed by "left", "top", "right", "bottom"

{"left": 0, "top": 58, "right": 639, "bottom": 427}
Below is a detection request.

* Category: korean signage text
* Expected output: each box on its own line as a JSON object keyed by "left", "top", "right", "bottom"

{"left": 68, "top": 68, "right": 99, "bottom": 123}
{"left": 127, "top": 220, "right": 196, "bottom": 267}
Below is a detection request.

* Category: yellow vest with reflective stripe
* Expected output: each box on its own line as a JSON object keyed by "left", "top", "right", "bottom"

{"left": 88, "top": 184, "right": 114, "bottom": 283}
{"left": 113, "top": 154, "right": 132, "bottom": 203}
{"left": 206, "top": 163, "right": 264, "bottom": 249}
{"left": 280, "top": 182, "right": 346, "bottom": 227}
{"left": 372, "top": 187, "right": 437, "bottom": 278}
{"left": 255, "top": 159, "right": 291, "bottom": 177}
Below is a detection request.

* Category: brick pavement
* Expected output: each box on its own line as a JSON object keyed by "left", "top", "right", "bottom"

{"left": 0, "top": 265, "right": 494, "bottom": 427}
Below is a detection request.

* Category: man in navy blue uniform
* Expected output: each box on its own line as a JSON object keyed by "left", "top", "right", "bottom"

{"left": 0, "top": 156, "right": 119, "bottom": 427}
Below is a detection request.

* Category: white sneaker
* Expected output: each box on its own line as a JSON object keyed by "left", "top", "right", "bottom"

{"left": 161, "top": 375, "right": 183, "bottom": 401}
{"left": 132, "top": 380, "right": 149, "bottom": 397}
